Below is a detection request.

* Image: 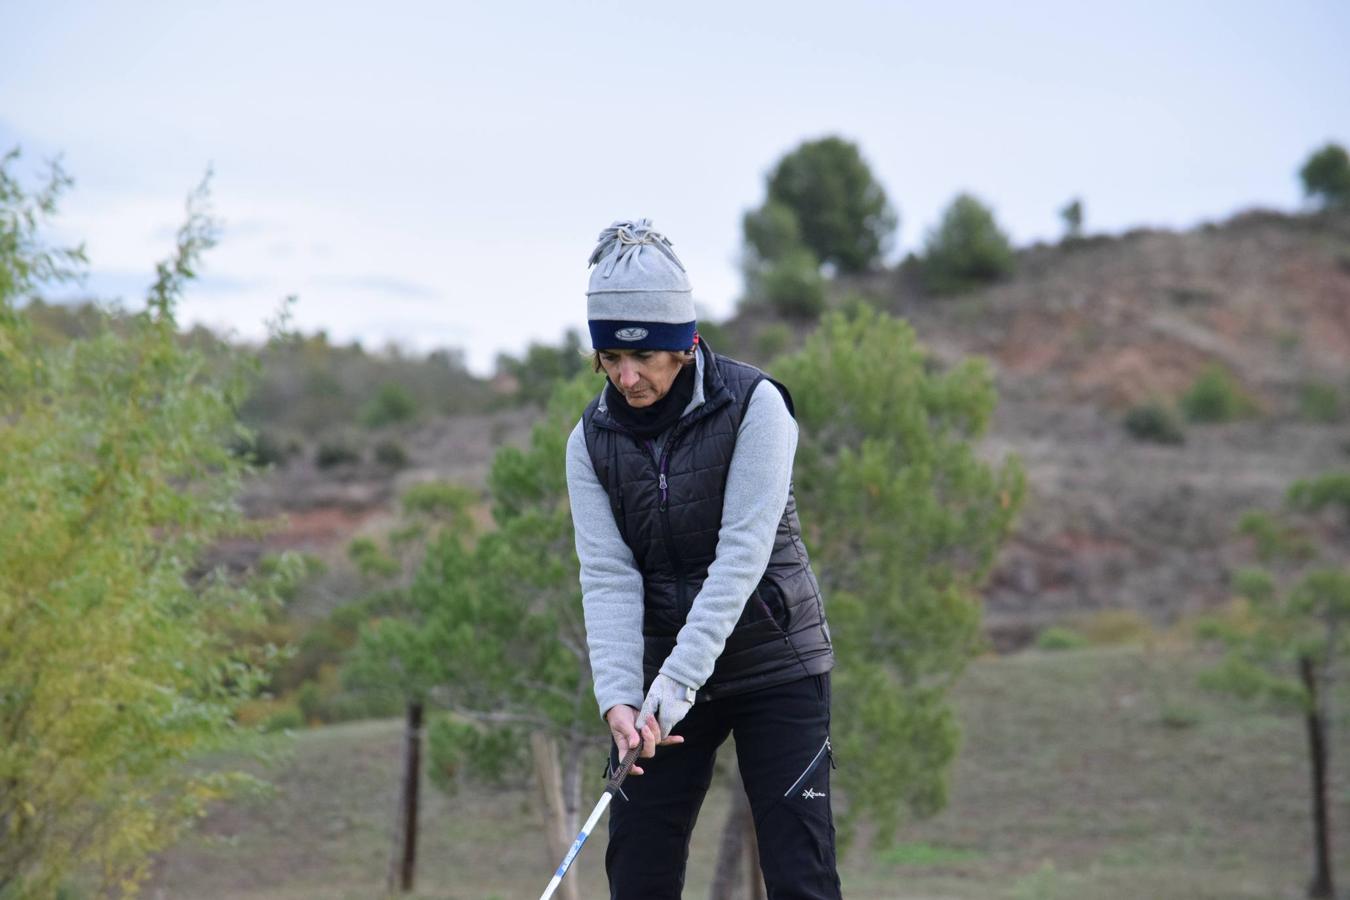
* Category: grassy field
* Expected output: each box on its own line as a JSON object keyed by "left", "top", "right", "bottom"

{"left": 136, "top": 645, "right": 1349, "bottom": 899}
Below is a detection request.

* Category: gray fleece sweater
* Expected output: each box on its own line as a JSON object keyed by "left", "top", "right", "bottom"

{"left": 566, "top": 349, "right": 799, "bottom": 718}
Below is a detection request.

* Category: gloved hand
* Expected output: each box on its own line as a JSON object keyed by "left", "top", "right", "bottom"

{"left": 637, "top": 673, "right": 697, "bottom": 741}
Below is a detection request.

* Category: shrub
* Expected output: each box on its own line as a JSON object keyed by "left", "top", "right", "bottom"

{"left": 293, "top": 677, "right": 395, "bottom": 725}
{"left": 315, "top": 438, "right": 361, "bottom": 468}
{"left": 1071, "top": 609, "right": 1155, "bottom": 645}
{"left": 374, "top": 438, "right": 410, "bottom": 468}
{"left": 755, "top": 247, "right": 826, "bottom": 319}
{"left": 229, "top": 428, "right": 293, "bottom": 468}
{"left": 260, "top": 707, "right": 304, "bottom": 733}
{"left": 1123, "top": 401, "right": 1186, "bottom": 444}
{"left": 756, "top": 322, "right": 792, "bottom": 360}
{"left": 1035, "top": 626, "right": 1089, "bottom": 651}
{"left": 1, "top": 154, "right": 286, "bottom": 895}
{"left": 1297, "top": 381, "right": 1342, "bottom": 422}
{"left": 347, "top": 536, "right": 400, "bottom": 579}
{"left": 1157, "top": 703, "right": 1201, "bottom": 729}
{"left": 1181, "top": 364, "right": 1257, "bottom": 423}
{"left": 1298, "top": 142, "right": 1350, "bottom": 209}
{"left": 922, "top": 193, "right": 1015, "bottom": 294}
{"left": 692, "top": 316, "right": 735, "bottom": 357}
{"left": 360, "top": 382, "right": 418, "bottom": 428}
{"left": 493, "top": 329, "right": 587, "bottom": 407}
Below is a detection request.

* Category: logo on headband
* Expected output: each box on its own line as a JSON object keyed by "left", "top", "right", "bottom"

{"left": 614, "top": 327, "right": 649, "bottom": 341}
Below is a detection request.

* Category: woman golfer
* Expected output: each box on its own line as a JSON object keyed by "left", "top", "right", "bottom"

{"left": 565, "top": 219, "right": 841, "bottom": 899}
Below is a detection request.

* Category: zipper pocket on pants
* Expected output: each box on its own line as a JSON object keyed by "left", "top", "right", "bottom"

{"left": 783, "top": 736, "right": 832, "bottom": 798}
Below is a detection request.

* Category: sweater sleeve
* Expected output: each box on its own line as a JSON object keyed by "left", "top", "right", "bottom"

{"left": 658, "top": 379, "right": 798, "bottom": 691}
{"left": 566, "top": 420, "right": 646, "bottom": 719}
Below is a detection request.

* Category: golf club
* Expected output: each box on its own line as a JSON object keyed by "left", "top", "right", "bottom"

{"left": 536, "top": 740, "right": 642, "bottom": 900}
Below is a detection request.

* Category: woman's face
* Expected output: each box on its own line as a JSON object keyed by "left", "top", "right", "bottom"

{"left": 598, "top": 349, "right": 686, "bottom": 408}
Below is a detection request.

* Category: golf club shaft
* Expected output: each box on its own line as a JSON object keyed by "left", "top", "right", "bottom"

{"left": 537, "top": 742, "right": 642, "bottom": 900}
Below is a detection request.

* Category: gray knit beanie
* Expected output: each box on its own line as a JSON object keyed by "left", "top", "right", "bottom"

{"left": 586, "top": 218, "right": 696, "bottom": 350}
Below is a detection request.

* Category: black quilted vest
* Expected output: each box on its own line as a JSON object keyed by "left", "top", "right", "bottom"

{"left": 580, "top": 341, "right": 834, "bottom": 702}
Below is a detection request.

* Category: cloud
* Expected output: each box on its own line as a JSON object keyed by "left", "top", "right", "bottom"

{"left": 44, "top": 269, "right": 263, "bottom": 304}
{"left": 313, "top": 274, "right": 442, "bottom": 300}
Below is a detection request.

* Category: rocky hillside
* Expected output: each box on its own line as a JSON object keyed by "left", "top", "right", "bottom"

{"left": 845, "top": 208, "right": 1350, "bottom": 646}
{"left": 240, "top": 209, "right": 1350, "bottom": 646}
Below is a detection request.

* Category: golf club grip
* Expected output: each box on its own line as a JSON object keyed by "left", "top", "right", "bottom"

{"left": 605, "top": 742, "right": 642, "bottom": 794}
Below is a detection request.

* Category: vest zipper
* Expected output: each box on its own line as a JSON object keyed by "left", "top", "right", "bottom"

{"left": 644, "top": 438, "right": 689, "bottom": 611}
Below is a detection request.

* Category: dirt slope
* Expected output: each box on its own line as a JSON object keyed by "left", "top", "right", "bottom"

{"left": 235, "top": 210, "right": 1350, "bottom": 644}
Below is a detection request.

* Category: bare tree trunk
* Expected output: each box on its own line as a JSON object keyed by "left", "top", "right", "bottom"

{"left": 710, "top": 783, "right": 748, "bottom": 899}
{"left": 710, "top": 768, "right": 766, "bottom": 900}
{"left": 387, "top": 700, "right": 423, "bottom": 893}
{"left": 561, "top": 741, "right": 584, "bottom": 839}
{"left": 747, "top": 819, "right": 766, "bottom": 900}
{"left": 531, "top": 733, "right": 579, "bottom": 900}
{"left": 1299, "top": 656, "right": 1335, "bottom": 899}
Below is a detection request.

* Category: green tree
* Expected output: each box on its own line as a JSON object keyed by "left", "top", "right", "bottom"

{"left": 339, "top": 481, "right": 478, "bottom": 892}
{"left": 495, "top": 328, "right": 589, "bottom": 407}
{"left": 1298, "top": 142, "right": 1350, "bottom": 209}
{"left": 742, "top": 200, "right": 805, "bottom": 265}
{"left": 772, "top": 305, "right": 1026, "bottom": 846}
{"left": 345, "top": 373, "right": 602, "bottom": 900}
{"left": 0, "top": 151, "right": 288, "bottom": 897}
{"left": 761, "top": 136, "right": 897, "bottom": 273}
{"left": 1059, "top": 197, "right": 1084, "bottom": 240}
{"left": 922, "top": 193, "right": 1016, "bottom": 295}
{"left": 741, "top": 199, "right": 828, "bottom": 321}
{"left": 1196, "top": 472, "right": 1350, "bottom": 899}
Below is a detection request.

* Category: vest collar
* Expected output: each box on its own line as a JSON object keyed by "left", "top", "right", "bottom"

{"left": 593, "top": 339, "right": 731, "bottom": 434}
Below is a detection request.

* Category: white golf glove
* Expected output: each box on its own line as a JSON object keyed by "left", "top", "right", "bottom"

{"left": 638, "top": 673, "right": 696, "bottom": 740}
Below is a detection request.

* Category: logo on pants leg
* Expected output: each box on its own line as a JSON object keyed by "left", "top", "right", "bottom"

{"left": 801, "top": 788, "right": 826, "bottom": 800}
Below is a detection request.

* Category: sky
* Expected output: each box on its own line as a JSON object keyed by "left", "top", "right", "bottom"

{"left": 2, "top": 0, "right": 1348, "bottom": 374}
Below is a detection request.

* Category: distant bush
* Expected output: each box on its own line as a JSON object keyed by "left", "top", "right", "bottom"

{"left": 242, "top": 331, "right": 494, "bottom": 435}
{"left": 1035, "top": 626, "right": 1089, "bottom": 651}
{"left": 360, "top": 382, "right": 418, "bottom": 428}
{"left": 1059, "top": 197, "right": 1084, "bottom": 240}
{"left": 756, "top": 322, "right": 793, "bottom": 360}
{"left": 294, "top": 680, "right": 323, "bottom": 724}
{"left": 1298, "top": 142, "right": 1350, "bottom": 209}
{"left": 374, "top": 438, "right": 410, "bottom": 468}
{"left": 1123, "top": 401, "right": 1186, "bottom": 444}
{"left": 754, "top": 247, "right": 827, "bottom": 320}
{"left": 347, "top": 536, "right": 400, "bottom": 579}
{"left": 1157, "top": 703, "right": 1201, "bottom": 730}
{"left": 260, "top": 707, "right": 304, "bottom": 733}
{"left": 1181, "top": 364, "right": 1257, "bottom": 423}
{"left": 493, "top": 329, "right": 588, "bottom": 407}
{"left": 296, "top": 677, "right": 401, "bottom": 725}
{"left": 232, "top": 428, "right": 295, "bottom": 468}
{"left": 255, "top": 551, "right": 325, "bottom": 609}
{"left": 315, "top": 438, "right": 361, "bottom": 468}
{"left": 693, "top": 315, "right": 735, "bottom": 357}
{"left": 922, "top": 193, "right": 1015, "bottom": 294}
{"left": 1297, "top": 381, "right": 1343, "bottom": 422}
{"left": 1071, "top": 609, "right": 1155, "bottom": 646}
{"left": 742, "top": 201, "right": 805, "bottom": 264}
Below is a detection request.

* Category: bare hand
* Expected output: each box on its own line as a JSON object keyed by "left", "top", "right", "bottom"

{"left": 604, "top": 704, "right": 684, "bottom": 776}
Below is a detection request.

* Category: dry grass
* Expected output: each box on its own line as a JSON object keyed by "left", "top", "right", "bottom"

{"left": 127, "top": 645, "right": 1347, "bottom": 899}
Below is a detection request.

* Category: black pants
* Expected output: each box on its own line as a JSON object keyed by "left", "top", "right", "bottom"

{"left": 605, "top": 673, "right": 841, "bottom": 899}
